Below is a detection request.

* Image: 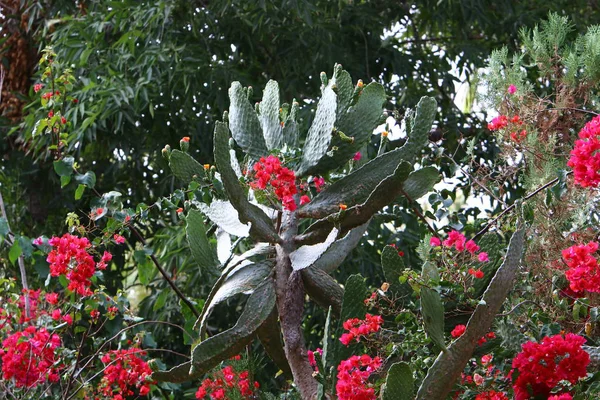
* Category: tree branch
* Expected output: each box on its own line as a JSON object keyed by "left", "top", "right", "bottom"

{"left": 275, "top": 210, "right": 319, "bottom": 399}
{"left": 128, "top": 225, "right": 200, "bottom": 319}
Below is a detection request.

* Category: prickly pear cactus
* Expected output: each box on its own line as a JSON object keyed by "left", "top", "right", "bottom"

{"left": 151, "top": 65, "right": 439, "bottom": 400}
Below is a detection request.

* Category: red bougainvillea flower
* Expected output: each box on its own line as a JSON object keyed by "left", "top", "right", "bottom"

{"left": 487, "top": 115, "right": 508, "bottom": 131}
{"left": 568, "top": 115, "right": 600, "bottom": 187}
{"left": 353, "top": 151, "right": 362, "bottom": 161}
{"left": 250, "top": 155, "right": 299, "bottom": 211}
{"left": 475, "top": 390, "right": 509, "bottom": 400}
{"left": 511, "top": 333, "right": 589, "bottom": 400}
{"left": 47, "top": 233, "right": 99, "bottom": 296}
{"left": 46, "top": 292, "right": 59, "bottom": 305}
{"left": 468, "top": 268, "right": 485, "bottom": 279}
{"left": 300, "top": 195, "right": 311, "bottom": 205}
{"left": 0, "top": 326, "right": 62, "bottom": 388}
{"left": 41, "top": 91, "right": 53, "bottom": 100}
{"left": 195, "top": 363, "right": 259, "bottom": 399}
{"left": 451, "top": 324, "right": 466, "bottom": 338}
{"left": 561, "top": 241, "right": 600, "bottom": 293}
{"left": 339, "top": 314, "right": 383, "bottom": 346}
{"left": 98, "top": 349, "right": 154, "bottom": 398}
{"left": 336, "top": 354, "right": 382, "bottom": 400}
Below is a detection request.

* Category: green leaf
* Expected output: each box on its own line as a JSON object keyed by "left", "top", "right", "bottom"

{"left": 188, "top": 280, "right": 276, "bottom": 379}
{"left": 153, "top": 290, "right": 169, "bottom": 312}
{"left": 9, "top": 241, "right": 21, "bottom": 265}
{"left": 402, "top": 167, "right": 441, "bottom": 200}
{"left": 53, "top": 156, "right": 74, "bottom": 177}
{"left": 420, "top": 287, "right": 446, "bottom": 350}
{"left": 186, "top": 209, "right": 219, "bottom": 271}
{"left": 382, "top": 362, "right": 414, "bottom": 400}
{"left": 74, "top": 184, "right": 86, "bottom": 200}
{"left": 74, "top": 171, "right": 97, "bottom": 188}
{"left": 260, "top": 80, "right": 283, "bottom": 150}
{"left": 60, "top": 175, "right": 71, "bottom": 188}
{"left": 228, "top": 82, "right": 268, "bottom": 159}
{"left": 169, "top": 150, "right": 206, "bottom": 185}
{"left": 213, "top": 121, "right": 279, "bottom": 243}
{"left": 195, "top": 261, "right": 272, "bottom": 335}
{"left": 17, "top": 236, "right": 33, "bottom": 258}
{"left": 416, "top": 228, "right": 525, "bottom": 400}
{"left": 298, "top": 84, "right": 337, "bottom": 175}
{"left": 134, "top": 250, "right": 155, "bottom": 286}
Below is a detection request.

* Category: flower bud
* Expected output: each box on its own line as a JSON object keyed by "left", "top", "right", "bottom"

{"left": 180, "top": 137, "right": 190, "bottom": 152}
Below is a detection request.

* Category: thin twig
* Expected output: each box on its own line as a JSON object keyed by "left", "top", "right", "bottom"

{"left": 473, "top": 171, "right": 572, "bottom": 240}
{"left": 128, "top": 225, "right": 200, "bottom": 319}
{"left": 400, "top": 188, "right": 439, "bottom": 237}
{"left": 67, "top": 320, "right": 190, "bottom": 400}
{"left": 443, "top": 154, "right": 506, "bottom": 207}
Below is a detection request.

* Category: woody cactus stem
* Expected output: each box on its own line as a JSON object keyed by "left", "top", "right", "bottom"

{"left": 275, "top": 208, "right": 319, "bottom": 399}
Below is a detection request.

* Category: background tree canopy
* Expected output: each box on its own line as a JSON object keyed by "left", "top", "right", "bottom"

{"left": 2, "top": 0, "right": 600, "bottom": 393}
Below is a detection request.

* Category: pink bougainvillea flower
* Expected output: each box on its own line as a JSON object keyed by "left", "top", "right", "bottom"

{"left": 113, "top": 234, "right": 126, "bottom": 244}
{"left": 478, "top": 252, "right": 490, "bottom": 262}
{"left": 443, "top": 230, "right": 467, "bottom": 251}
{"left": 507, "top": 84, "right": 517, "bottom": 94}
{"left": 430, "top": 237, "right": 442, "bottom": 247}
{"left": 465, "top": 239, "right": 480, "bottom": 254}
{"left": 353, "top": 151, "right": 362, "bottom": 161}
